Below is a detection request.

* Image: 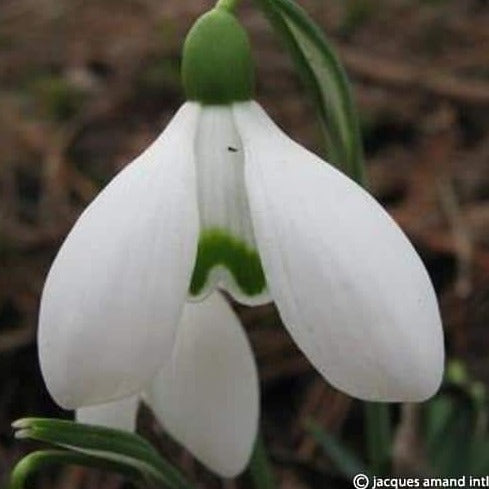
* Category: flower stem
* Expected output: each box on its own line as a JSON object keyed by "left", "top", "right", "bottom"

{"left": 248, "top": 434, "right": 277, "bottom": 489}
{"left": 215, "top": 0, "right": 240, "bottom": 12}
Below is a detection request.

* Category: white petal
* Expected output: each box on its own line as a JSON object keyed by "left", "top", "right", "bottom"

{"left": 195, "top": 107, "right": 256, "bottom": 254}
{"left": 76, "top": 396, "right": 139, "bottom": 432}
{"left": 190, "top": 106, "right": 270, "bottom": 306}
{"left": 234, "top": 101, "right": 444, "bottom": 402}
{"left": 38, "top": 103, "right": 201, "bottom": 409}
{"left": 145, "top": 293, "right": 259, "bottom": 477}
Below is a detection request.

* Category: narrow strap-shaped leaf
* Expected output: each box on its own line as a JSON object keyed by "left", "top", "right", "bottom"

{"left": 248, "top": 434, "right": 277, "bottom": 489}
{"left": 306, "top": 420, "right": 367, "bottom": 479}
{"left": 13, "top": 418, "right": 193, "bottom": 489}
{"left": 364, "top": 403, "right": 391, "bottom": 476}
{"left": 16, "top": 428, "right": 172, "bottom": 488}
{"left": 424, "top": 396, "right": 456, "bottom": 450}
{"left": 9, "top": 449, "right": 146, "bottom": 489}
{"left": 425, "top": 395, "right": 475, "bottom": 477}
{"left": 469, "top": 437, "right": 489, "bottom": 476}
{"left": 13, "top": 418, "right": 158, "bottom": 458}
{"left": 253, "top": 0, "right": 366, "bottom": 185}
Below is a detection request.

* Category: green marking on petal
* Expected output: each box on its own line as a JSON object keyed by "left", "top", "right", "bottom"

{"left": 190, "top": 229, "right": 266, "bottom": 297}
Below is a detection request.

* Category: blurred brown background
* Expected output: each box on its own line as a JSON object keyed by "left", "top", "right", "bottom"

{"left": 1, "top": 0, "right": 489, "bottom": 487}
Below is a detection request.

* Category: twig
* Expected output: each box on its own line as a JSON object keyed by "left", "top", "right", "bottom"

{"left": 339, "top": 46, "right": 489, "bottom": 106}
{"left": 392, "top": 404, "right": 429, "bottom": 477}
{"left": 437, "top": 177, "right": 474, "bottom": 298}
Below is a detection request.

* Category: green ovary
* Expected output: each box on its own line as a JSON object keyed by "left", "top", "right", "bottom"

{"left": 190, "top": 229, "right": 266, "bottom": 297}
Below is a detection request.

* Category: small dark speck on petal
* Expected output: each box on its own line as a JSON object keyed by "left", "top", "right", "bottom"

{"left": 227, "top": 146, "right": 238, "bottom": 152}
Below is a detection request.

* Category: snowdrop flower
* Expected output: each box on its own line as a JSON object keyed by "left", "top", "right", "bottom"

{"left": 38, "top": 5, "right": 444, "bottom": 478}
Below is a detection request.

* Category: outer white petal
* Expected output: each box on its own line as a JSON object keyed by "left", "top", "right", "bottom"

{"left": 76, "top": 396, "right": 139, "bottom": 432}
{"left": 145, "top": 293, "right": 259, "bottom": 478}
{"left": 39, "top": 103, "right": 201, "bottom": 409}
{"left": 234, "top": 101, "right": 444, "bottom": 402}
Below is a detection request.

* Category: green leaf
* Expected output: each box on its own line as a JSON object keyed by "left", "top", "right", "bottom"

{"left": 424, "top": 395, "right": 455, "bottom": 449}
{"left": 424, "top": 395, "right": 474, "bottom": 476}
{"left": 12, "top": 418, "right": 193, "bottom": 489}
{"left": 306, "top": 420, "right": 367, "bottom": 480}
{"left": 9, "top": 450, "right": 144, "bottom": 489}
{"left": 364, "top": 403, "right": 392, "bottom": 476}
{"left": 253, "top": 0, "right": 366, "bottom": 185}
{"left": 468, "top": 438, "right": 489, "bottom": 476}
{"left": 248, "top": 435, "right": 277, "bottom": 489}
{"left": 13, "top": 418, "right": 159, "bottom": 458}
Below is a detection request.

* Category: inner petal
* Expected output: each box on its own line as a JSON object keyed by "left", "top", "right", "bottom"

{"left": 190, "top": 106, "right": 270, "bottom": 306}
